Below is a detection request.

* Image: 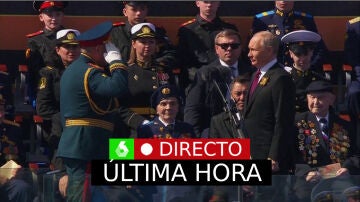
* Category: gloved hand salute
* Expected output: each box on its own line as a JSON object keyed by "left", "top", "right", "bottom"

{"left": 104, "top": 42, "right": 122, "bottom": 64}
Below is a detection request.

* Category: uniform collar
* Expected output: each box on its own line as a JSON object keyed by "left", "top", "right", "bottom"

{"left": 275, "top": 8, "right": 294, "bottom": 17}
{"left": 196, "top": 14, "right": 221, "bottom": 25}
{"left": 158, "top": 117, "right": 175, "bottom": 127}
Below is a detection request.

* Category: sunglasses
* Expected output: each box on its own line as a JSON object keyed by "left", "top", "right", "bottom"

{"left": 216, "top": 43, "right": 241, "bottom": 50}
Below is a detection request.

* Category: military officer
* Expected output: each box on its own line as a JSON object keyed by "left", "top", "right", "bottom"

{"left": 57, "top": 21, "right": 128, "bottom": 202}
{"left": 251, "top": 1, "right": 328, "bottom": 70}
{"left": 293, "top": 80, "right": 359, "bottom": 202}
{"left": 281, "top": 30, "right": 327, "bottom": 113}
{"left": 36, "top": 29, "right": 80, "bottom": 177}
{"left": 177, "top": 1, "right": 238, "bottom": 89}
{"left": 25, "top": 1, "right": 68, "bottom": 106}
{"left": 124, "top": 23, "right": 176, "bottom": 122}
{"left": 110, "top": 1, "right": 176, "bottom": 67}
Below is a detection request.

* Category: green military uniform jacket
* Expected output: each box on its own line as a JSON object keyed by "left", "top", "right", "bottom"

{"left": 57, "top": 54, "right": 128, "bottom": 160}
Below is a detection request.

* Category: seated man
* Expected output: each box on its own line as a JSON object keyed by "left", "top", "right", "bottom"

{"left": 209, "top": 75, "right": 249, "bottom": 138}
{"left": 293, "top": 80, "right": 360, "bottom": 202}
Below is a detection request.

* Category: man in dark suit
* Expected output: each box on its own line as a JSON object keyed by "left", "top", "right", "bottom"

{"left": 292, "top": 80, "right": 359, "bottom": 202}
{"left": 245, "top": 30, "right": 295, "bottom": 172}
{"left": 244, "top": 31, "right": 296, "bottom": 201}
{"left": 209, "top": 76, "right": 249, "bottom": 138}
{"left": 184, "top": 29, "right": 252, "bottom": 137}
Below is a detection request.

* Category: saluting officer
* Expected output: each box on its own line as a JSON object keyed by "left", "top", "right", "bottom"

{"left": 110, "top": 1, "right": 176, "bottom": 67}
{"left": 124, "top": 23, "right": 176, "bottom": 120}
{"left": 57, "top": 21, "right": 128, "bottom": 202}
{"left": 252, "top": 1, "right": 328, "bottom": 70}
{"left": 26, "top": 1, "right": 68, "bottom": 105}
{"left": 281, "top": 30, "right": 327, "bottom": 113}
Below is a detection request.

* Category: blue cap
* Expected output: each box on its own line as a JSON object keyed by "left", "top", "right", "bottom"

{"left": 77, "top": 21, "right": 113, "bottom": 47}
{"left": 151, "top": 85, "right": 181, "bottom": 108}
{"left": 306, "top": 80, "right": 333, "bottom": 94}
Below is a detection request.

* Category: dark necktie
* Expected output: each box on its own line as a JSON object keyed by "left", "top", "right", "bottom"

{"left": 249, "top": 69, "right": 261, "bottom": 97}
{"left": 319, "top": 118, "right": 329, "bottom": 142}
{"left": 230, "top": 66, "right": 238, "bottom": 78}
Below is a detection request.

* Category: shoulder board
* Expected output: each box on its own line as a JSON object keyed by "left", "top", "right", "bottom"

{"left": 180, "top": 18, "right": 196, "bottom": 27}
{"left": 46, "top": 66, "right": 54, "bottom": 70}
{"left": 3, "top": 119, "right": 20, "bottom": 127}
{"left": 294, "top": 11, "right": 313, "bottom": 18}
{"left": 26, "top": 30, "right": 44, "bottom": 38}
{"left": 255, "top": 10, "right": 275, "bottom": 18}
{"left": 349, "top": 17, "right": 360, "bottom": 24}
{"left": 113, "top": 22, "right": 125, "bottom": 27}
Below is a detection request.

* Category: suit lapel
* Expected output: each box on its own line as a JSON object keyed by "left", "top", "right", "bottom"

{"left": 245, "top": 64, "right": 277, "bottom": 115}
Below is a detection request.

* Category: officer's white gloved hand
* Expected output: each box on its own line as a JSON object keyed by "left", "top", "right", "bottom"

{"left": 103, "top": 42, "right": 122, "bottom": 64}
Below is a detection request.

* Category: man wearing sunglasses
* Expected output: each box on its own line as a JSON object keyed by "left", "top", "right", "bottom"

{"left": 185, "top": 29, "right": 253, "bottom": 137}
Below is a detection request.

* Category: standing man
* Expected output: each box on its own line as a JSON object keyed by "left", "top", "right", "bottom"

{"left": 184, "top": 29, "right": 252, "bottom": 137}
{"left": 57, "top": 22, "right": 128, "bottom": 202}
{"left": 209, "top": 76, "right": 249, "bottom": 138}
{"left": 251, "top": 1, "right": 328, "bottom": 69}
{"left": 244, "top": 30, "right": 296, "bottom": 201}
{"left": 26, "top": 1, "right": 67, "bottom": 105}
{"left": 177, "top": 1, "right": 238, "bottom": 90}
{"left": 245, "top": 31, "right": 295, "bottom": 172}
{"left": 110, "top": 1, "right": 176, "bottom": 67}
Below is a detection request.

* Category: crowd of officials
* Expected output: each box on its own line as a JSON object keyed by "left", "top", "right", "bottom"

{"left": 0, "top": 1, "right": 359, "bottom": 202}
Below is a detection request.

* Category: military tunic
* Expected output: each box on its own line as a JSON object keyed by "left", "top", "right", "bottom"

{"left": 177, "top": 15, "right": 238, "bottom": 85}
{"left": 284, "top": 66, "right": 325, "bottom": 113}
{"left": 26, "top": 27, "right": 64, "bottom": 104}
{"left": 252, "top": 9, "right": 327, "bottom": 69}
{"left": 57, "top": 54, "right": 128, "bottom": 160}
{"left": 138, "top": 117, "right": 195, "bottom": 139}
{"left": 110, "top": 21, "right": 176, "bottom": 67}
{"left": 125, "top": 60, "right": 175, "bottom": 110}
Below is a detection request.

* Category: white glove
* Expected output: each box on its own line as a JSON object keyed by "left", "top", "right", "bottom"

{"left": 103, "top": 42, "right": 122, "bottom": 64}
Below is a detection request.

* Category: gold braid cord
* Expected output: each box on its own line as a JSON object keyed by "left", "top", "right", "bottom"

{"left": 84, "top": 67, "right": 119, "bottom": 115}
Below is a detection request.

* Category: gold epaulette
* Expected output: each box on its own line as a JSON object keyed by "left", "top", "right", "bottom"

{"left": 46, "top": 66, "right": 53, "bottom": 70}
{"left": 113, "top": 22, "right": 125, "bottom": 27}
{"left": 26, "top": 30, "right": 44, "bottom": 38}
{"left": 3, "top": 119, "right": 20, "bottom": 127}
{"left": 349, "top": 17, "right": 360, "bottom": 24}
{"left": 181, "top": 18, "right": 196, "bottom": 27}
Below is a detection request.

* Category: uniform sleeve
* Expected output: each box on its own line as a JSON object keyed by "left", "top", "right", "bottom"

{"left": 209, "top": 116, "right": 220, "bottom": 138}
{"left": 88, "top": 66, "right": 129, "bottom": 98}
{"left": 36, "top": 68, "right": 58, "bottom": 119}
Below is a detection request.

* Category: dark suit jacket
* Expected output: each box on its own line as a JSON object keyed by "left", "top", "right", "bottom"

{"left": 244, "top": 62, "right": 296, "bottom": 171}
{"left": 209, "top": 111, "right": 245, "bottom": 138}
{"left": 294, "top": 110, "right": 359, "bottom": 176}
{"left": 185, "top": 59, "right": 253, "bottom": 137}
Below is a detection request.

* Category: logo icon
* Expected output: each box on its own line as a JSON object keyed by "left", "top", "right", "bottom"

{"left": 109, "top": 139, "right": 134, "bottom": 160}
